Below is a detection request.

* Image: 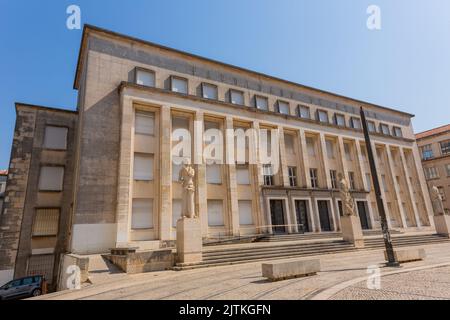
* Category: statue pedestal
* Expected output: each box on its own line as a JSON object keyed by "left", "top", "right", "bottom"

{"left": 341, "top": 215, "right": 365, "bottom": 248}
{"left": 434, "top": 215, "right": 450, "bottom": 238}
{"left": 176, "top": 218, "right": 202, "bottom": 264}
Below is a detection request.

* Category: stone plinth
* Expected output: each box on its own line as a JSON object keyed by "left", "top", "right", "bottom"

{"left": 384, "top": 248, "right": 426, "bottom": 263}
{"left": 176, "top": 218, "right": 202, "bottom": 264}
{"left": 434, "top": 215, "right": 450, "bottom": 238}
{"left": 340, "top": 215, "right": 365, "bottom": 248}
{"left": 104, "top": 249, "right": 174, "bottom": 274}
{"left": 262, "top": 259, "right": 321, "bottom": 281}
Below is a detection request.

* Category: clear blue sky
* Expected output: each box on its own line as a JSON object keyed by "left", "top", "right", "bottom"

{"left": 1, "top": 0, "right": 450, "bottom": 169}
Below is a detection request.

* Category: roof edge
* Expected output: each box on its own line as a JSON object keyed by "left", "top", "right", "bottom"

{"left": 15, "top": 102, "right": 78, "bottom": 114}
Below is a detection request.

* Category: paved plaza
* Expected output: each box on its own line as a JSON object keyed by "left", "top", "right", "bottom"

{"left": 34, "top": 241, "right": 450, "bottom": 300}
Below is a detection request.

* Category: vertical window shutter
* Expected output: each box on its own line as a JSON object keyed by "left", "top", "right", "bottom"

{"left": 238, "top": 200, "right": 253, "bottom": 225}
{"left": 207, "top": 200, "right": 224, "bottom": 226}
{"left": 39, "top": 167, "right": 64, "bottom": 191}
{"left": 44, "top": 126, "right": 68, "bottom": 150}
{"left": 134, "top": 154, "right": 154, "bottom": 180}
{"left": 135, "top": 112, "right": 155, "bottom": 135}
{"left": 131, "top": 199, "right": 154, "bottom": 229}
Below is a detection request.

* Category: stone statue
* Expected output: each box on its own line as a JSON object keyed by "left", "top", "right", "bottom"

{"left": 179, "top": 159, "right": 196, "bottom": 219}
{"left": 431, "top": 185, "right": 445, "bottom": 215}
{"left": 338, "top": 173, "right": 357, "bottom": 217}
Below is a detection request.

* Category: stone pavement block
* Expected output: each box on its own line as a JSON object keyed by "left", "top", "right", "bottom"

{"left": 262, "top": 259, "right": 321, "bottom": 281}
{"left": 384, "top": 248, "right": 426, "bottom": 263}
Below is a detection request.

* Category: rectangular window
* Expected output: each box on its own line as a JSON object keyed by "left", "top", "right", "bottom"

{"left": 334, "top": 114, "right": 346, "bottom": 127}
{"left": 27, "top": 255, "right": 55, "bottom": 284}
{"left": 43, "top": 126, "right": 68, "bottom": 150}
{"left": 367, "top": 121, "right": 376, "bottom": 133}
{"left": 317, "top": 110, "right": 329, "bottom": 123}
{"left": 344, "top": 143, "right": 352, "bottom": 161}
{"left": 351, "top": 117, "right": 362, "bottom": 129}
{"left": 288, "top": 166, "right": 297, "bottom": 187}
{"left": 172, "top": 199, "right": 182, "bottom": 227}
{"left": 284, "top": 134, "right": 295, "bottom": 154}
{"left": 230, "top": 90, "right": 244, "bottom": 105}
{"left": 446, "top": 164, "right": 450, "bottom": 177}
{"left": 255, "top": 96, "right": 269, "bottom": 111}
{"left": 310, "top": 168, "right": 319, "bottom": 188}
{"left": 263, "top": 164, "right": 274, "bottom": 186}
{"left": 134, "top": 154, "right": 154, "bottom": 181}
{"left": 207, "top": 200, "right": 224, "bottom": 226}
{"left": 201, "top": 83, "right": 218, "bottom": 100}
{"left": 131, "top": 199, "right": 153, "bottom": 229}
{"left": 366, "top": 173, "right": 372, "bottom": 192}
{"left": 298, "top": 105, "right": 311, "bottom": 119}
{"left": 277, "top": 101, "right": 290, "bottom": 115}
{"left": 170, "top": 76, "right": 188, "bottom": 94}
{"left": 326, "top": 140, "right": 335, "bottom": 159}
{"left": 206, "top": 164, "right": 222, "bottom": 184}
{"left": 380, "top": 123, "right": 390, "bottom": 135}
{"left": 348, "top": 171, "right": 356, "bottom": 190}
{"left": 306, "top": 137, "right": 315, "bottom": 156}
{"left": 393, "top": 127, "right": 403, "bottom": 138}
{"left": 238, "top": 200, "right": 253, "bottom": 225}
{"left": 421, "top": 144, "right": 434, "bottom": 160}
{"left": 330, "top": 170, "right": 337, "bottom": 189}
{"left": 32, "top": 208, "right": 59, "bottom": 237}
{"left": 135, "top": 111, "right": 155, "bottom": 135}
{"left": 135, "top": 68, "right": 155, "bottom": 87}
{"left": 236, "top": 165, "right": 250, "bottom": 185}
{"left": 381, "top": 174, "right": 388, "bottom": 191}
{"left": 440, "top": 140, "right": 450, "bottom": 156}
{"left": 424, "top": 167, "right": 439, "bottom": 180}
{"left": 38, "top": 166, "right": 64, "bottom": 191}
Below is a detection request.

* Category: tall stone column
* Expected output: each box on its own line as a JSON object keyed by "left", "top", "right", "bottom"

{"left": 278, "top": 127, "right": 290, "bottom": 187}
{"left": 399, "top": 147, "right": 421, "bottom": 228}
{"left": 225, "top": 116, "right": 240, "bottom": 236}
{"left": 159, "top": 105, "right": 172, "bottom": 241}
{"left": 337, "top": 136, "right": 350, "bottom": 183}
{"left": 355, "top": 140, "right": 376, "bottom": 228}
{"left": 319, "top": 133, "right": 332, "bottom": 189}
{"left": 298, "top": 129, "right": 312, "bottom": 188}
{"left": 194, "top": 111, "right": 208, "bottom": 237}
{"left": 386, "top": 145, "right": 408, "bottom": 228}
{"left": 252, "top": 121, "right": 267, "bottom": 233}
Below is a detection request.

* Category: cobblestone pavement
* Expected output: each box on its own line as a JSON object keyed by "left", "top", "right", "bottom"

{"left": 37, "top": 242, "right": 450, "bottom": 300}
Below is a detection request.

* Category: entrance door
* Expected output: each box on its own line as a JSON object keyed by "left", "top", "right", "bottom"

{"left": 269, "top": 200, "right": 286, "bottom": 234}
{"left": 357, "top": 201, "right": 370, "bottom": 230}
{"left": 317, "top": 200, "right": 332, "bottom": 231}
{"left": 295, "top": 200, "right": 310, "bottom": 233}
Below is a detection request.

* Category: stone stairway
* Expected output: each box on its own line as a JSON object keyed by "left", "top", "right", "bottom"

{"left": 173, "top": 233, "right": 449, "bottom": 271}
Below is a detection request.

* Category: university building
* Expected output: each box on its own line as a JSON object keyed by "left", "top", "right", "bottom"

{"left": 0, "top": 25, "right": 434, "bottom": 287}
{"left": 416, "top": 124, "right": 450, "bottom": 214}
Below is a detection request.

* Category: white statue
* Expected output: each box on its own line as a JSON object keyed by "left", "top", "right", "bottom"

{"left": 338, "top": 173, "right": 357, "bottom": 217}
{"left": 179, "top": 159, "right": 196, "bottom": 219}
{"left": 431, "top": 185, "right": 445, "bottom": 215}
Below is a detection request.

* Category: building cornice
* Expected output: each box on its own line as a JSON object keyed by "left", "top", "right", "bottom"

{"left": 15, "top": 102, "right": 78, "bottom": 115}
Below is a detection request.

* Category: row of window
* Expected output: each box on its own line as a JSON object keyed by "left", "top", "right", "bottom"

{"left": 420, "top": 140, "right": 450, "bottom": 160}
{"left": 135, "top": 68, "right": 403, "bottom": 138}
{"left": 424, "top": 164, "right": 450, "bottom": 180}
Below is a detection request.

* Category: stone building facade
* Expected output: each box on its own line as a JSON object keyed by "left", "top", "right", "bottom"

{"left": 416, "top": 125, "right": 450, "bottom": 214}
{"left": 0, "top": 25, "right": 435, "bottom": 287}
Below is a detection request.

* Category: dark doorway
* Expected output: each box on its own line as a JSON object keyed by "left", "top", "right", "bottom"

{"left": 357, "top": 201, "right": 370, "bottom": 230}
{"left": 295, "top": 200, "right": 310, "bottom": 232}
{"left": 269, "top": 200, "right": 286, "bottom": 234}
{"left": 317, "top": 200, "right": 332, "bottom": 232}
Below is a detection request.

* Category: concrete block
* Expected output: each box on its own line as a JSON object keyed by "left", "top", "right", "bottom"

{"left": 434, "top": 215, "right": 450, "bottom": 238}
{"left": 262, "top": 259, "right": 321, "bottom": 281}
{"left": 340, "top": 215, "right": 365, "bottom": 248}
{"left": 176, "top": 218, "right": 203, "bottom": 264}
{"left": 384, "top": 248, "right": 426, "bottom": 263}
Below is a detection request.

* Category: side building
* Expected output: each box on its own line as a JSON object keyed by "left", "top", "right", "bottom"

{"left": 0, "top": 25, "right": 435, "bottom": 288}
{"left": 0, "top": 170, "right": 7, "bottom": 214}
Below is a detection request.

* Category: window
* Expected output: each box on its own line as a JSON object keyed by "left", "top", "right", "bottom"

{"left": 366, "top": 173, "right": 372, "bottom": 192}
{"left": 135, "top": 111, "right": 155, "bottom": 135}
{"left": 284, "top": 134, "right": 295, "bottom": 154}
{"left": 393, "top": 127, "right": 403, "bottom": 138}
{"left": 32, "top": 208, "right": 59, "bottom": 236}
{"left": 172, "top": 199, "right": 182, "bottom": 227}
{"left": 38, "top": 166, "right": 64, "bottom": 191}
{"left": 310, "top": 168, "right": 319, "bottom": 188}
{"left": 446, "top": 164, "right": 450, "bottom": 176}
{"left": 334, "top": 114, "right": 346, "bottom": 127}
{"left": 298, "top": 105, "right": 311, "bottom": 119}
{"left": 348, "top": 172, "right": 356, "bottom": 190}
{"left": 236, "top": 165, "right": 250, "bottom": 185}
{"left": 201, "top": 83, "right": 218, "bottom": 100}
{"left": 440, "top": 140, "right": 450, "bottom": 156}
{"left": 351, "top": 117, "right": 362, "bottom": 129}
{"left": 421, "top": 144, "right": 434, "bottom": 160}
{"left": 170, "top": 76, "right": 188, "bottom": 94}
{"left": 380, "top": 123, "right": 390, "bottom": 135}
{"left": 326, "top": 140, "right": 335, "bottom": 159}
{"left": 230, "top": 90, "right": 244, "bottom": 105}
{"left": 263, "top": 164, "right": 274, "bottom": 186}
{"left": 381, "top": 174, "right": 388, "bottom": 191}
{"left": 367, "top": 121, "right": 376, "bottom": 133}
{"left": 277, "top": 101, "right": 290, "bottom": 115}
{"left": 317, "top": 110, "right": 329, "bottom": 123}
{"left": 43, "top": 126, "right": 68, "bottom": 150}
{"left": 131, "top": 199, "right": 153, "bottom": 229}
{"left": 206, "top": 164, "right": 222, "bottom": 184}
{"left": 238, "top": 200, "right": 253, "bottom": 225}
{"left": 288, "top": 167, "right": 297, "bottom": 187}
{"left": 255, "top": 96, "right": 268, "bottom": 111}
{"left": 135, "top": 68, "right": 155, "bottom": 87}
{"left": 330, "top": 170, "right": 337, "bottom": 189}
{"left": 306, "top": 137, "right": 315, "bottom": 156}
{"left": 27, "top": 255, "right": 55, "bottom": 284}
{"left": 344, "top": 143, "right": 352, "bottom": 161}
{"left": 134, "top": 154, "right": 154, "bottom": 181}
{"left": 424, "top": 167, "right": 439, "bottom": 180}
{"left": 208, "top": 200, "right": 224, "bottom": 226}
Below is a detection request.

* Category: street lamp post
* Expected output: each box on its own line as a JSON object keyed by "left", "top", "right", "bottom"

{"left": 360, "top": 107, "right": 399, "bottom": 267}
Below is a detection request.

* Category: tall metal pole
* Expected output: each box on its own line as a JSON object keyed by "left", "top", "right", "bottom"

{"left": 360, "top": 107, "right": 399, "bottom": 266}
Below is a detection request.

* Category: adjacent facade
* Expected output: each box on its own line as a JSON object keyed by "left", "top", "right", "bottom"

{"left": 416, "top": 124, "right": 450, "bottom": 214}
{"left": 0, "top": 25, "right": 435, "bottom": 288}
{"left": 0, "top": 170, "right": 7, "bottom": 214}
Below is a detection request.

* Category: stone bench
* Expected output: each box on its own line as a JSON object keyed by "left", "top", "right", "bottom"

{"left": 262, "top": 259, "right": 321, "bottom": 281}
{"left": 384, "top": 248, "right": 426, "bottom": 263}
